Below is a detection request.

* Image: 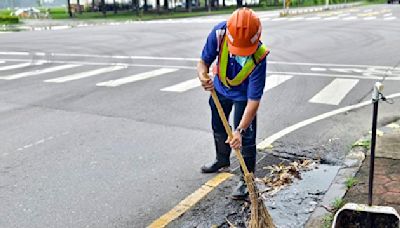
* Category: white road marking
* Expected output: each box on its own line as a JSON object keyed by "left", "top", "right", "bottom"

{"left": 44, "top": 65, "right": 126, "bottom": 83}
{"left": 384, "top": 16, "right": 396, "bottom": 20}
{"left": 257, "top": 92, "right": 400, "bottom": 150}
{"left": 269, "top": 71, "right": 400, "bottom": 80}
{"left": 0, "top": 60, "right": 4, "bottom": 64}
{"left": 363, "top": 9, "right": 373, "bottom": 13}
{"left": 264, "top": 74, "right": 293, "bottom": 92}
{"left": 272, "top": 18, "right": 287, "bottom": 21}
{"left": 1, "top": 57, "right": 399, "bottom": 72}
{"left": 96, "top": 68, "right": 178, "bottom": 87}
{"left": 0, "top": 61, "right": 45, "bottom": 71}
{"left": 311, "top": 67, "right": 327, "bottom": 72}
{"left": 0, "top": 64, "right": 80, "bottom": 80}
{"left": 324, "top": 16, "right": 339, "bottom": 20}
{"left": 305, "top": 17, "right": 321, "bottom": 20}
{"left": 309, "top": 78, "right": 359, "bottom": 105}
{"left": 343, "top": 16, "right": 357, "bottom": 20}
{"left": 160, "top": 78, "right": 200, "bottom": 92}
{"left": 383, "top": 13, "right": 393, "bottom": 17}
{"left": 288, "top": 17, "right": 304, "bottom": 21}
{"left": 338, "top": 13, "right": 350, "bottom": 17}
{"left": 364, "top": 16, "right": 376, "bottom": 20}
{"left": 0, "top": 51, "right": 29, "bottom": 56}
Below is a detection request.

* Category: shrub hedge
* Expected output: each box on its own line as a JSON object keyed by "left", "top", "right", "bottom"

{"left": 0, "top": 15, "right": 19, "bottom": 24}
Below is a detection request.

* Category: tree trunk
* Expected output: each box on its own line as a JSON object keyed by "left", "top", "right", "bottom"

{"left": 92, "top": 0, "right": 95, "bottom": 11}
{"left": 156, "top": 0, "right": 160, "bottom": 13}
{"left": 113, "top": 0, "right": 117, "bottom": 14}
{"left": 164, "top": 0, "right": 169, "bottom": 10}
{"left": 101, "top": 0, "right": 106, "bottom": 16}
{"left": 186, "top": 0, "right": 192, "bottom": 12}
{"left": 144, "top": 0, "right": 148, "bottom": 11}
{"left": 67, "top": 0, "right": 72, "bottom": 17}
{"left": 236, "top": 0, "right": 242, "bottom": 7}
{"left": 223, "top": 0, "right": 225, "bottom": 7}
{"left": 207, "top": 0, "right": 211, "bottom": 11}
{"left": 77, "top": 0, "right": 81, "bottom": 14}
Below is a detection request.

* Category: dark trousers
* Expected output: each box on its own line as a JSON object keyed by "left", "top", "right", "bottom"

{"left": 209, "top": 92, "right": 257, "bottom": 173}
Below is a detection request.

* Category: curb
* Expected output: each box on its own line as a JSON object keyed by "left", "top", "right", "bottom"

{"left": 305, "top": 121, "right": 400, "bottom": 227}
{"left": 280, "top": 2, "right": 362, "bottom": 17}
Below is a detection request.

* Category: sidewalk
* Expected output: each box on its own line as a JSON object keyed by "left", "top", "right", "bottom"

{"left": 306, "top": 120, "right": 400, "bottom": 227}
{"left": 343, "top": 122, "right": 400, "bottom": 212}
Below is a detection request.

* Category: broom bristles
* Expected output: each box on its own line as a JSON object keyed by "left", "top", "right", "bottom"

{"left": 244, "top": 173, "right": 275, "bottom": 228}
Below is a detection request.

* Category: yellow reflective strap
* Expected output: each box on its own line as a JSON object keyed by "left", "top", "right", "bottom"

{"left": 226, "top": 59, "right": 255, "bottom": 86}
{"left": 219, "top": 37, "right": 230, "bottom": 88}
{"left": 218, "top": 36, "right": 269, "bottom": 87}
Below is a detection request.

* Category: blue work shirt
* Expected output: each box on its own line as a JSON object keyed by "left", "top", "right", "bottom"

{"left": 201, "top": 21, "right": 268, "bottom": 101}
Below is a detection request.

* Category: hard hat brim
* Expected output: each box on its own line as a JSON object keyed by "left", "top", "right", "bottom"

{"left": 227, "top": 42, "right": 258, "bottom": 57}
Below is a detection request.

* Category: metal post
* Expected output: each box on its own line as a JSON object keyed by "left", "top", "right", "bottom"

{"left": 368, "top": 82, "right": 383, "bottom": 206}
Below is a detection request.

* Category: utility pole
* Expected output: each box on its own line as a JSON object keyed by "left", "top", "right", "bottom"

{"left": 113, "top": 0, "right": 117, "bottom": 14}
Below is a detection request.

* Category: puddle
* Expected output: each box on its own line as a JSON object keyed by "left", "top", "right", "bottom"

{"left": 263, "top": 164, "right": 341, "bottom": 228}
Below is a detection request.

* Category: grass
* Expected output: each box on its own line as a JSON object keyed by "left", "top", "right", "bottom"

{"left": 345, "top": 176, "right": 358, "bottom": 189}
{"left": 322, "top": 214, "right": 334, "bottom": 228}
{"left": 352, "top": 139, "right": 371, "bottom": 149}
{"left": 322, "top": 198, "right": 346, "bottom": 227}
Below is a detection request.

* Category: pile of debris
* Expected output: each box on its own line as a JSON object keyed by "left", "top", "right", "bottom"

{"left": 257, "top": 159, "right": 318, "bottom": 196}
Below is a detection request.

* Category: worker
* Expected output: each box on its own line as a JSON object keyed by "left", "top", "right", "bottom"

{"left": 197, "top": 8, "right": 269, "bottom": 200}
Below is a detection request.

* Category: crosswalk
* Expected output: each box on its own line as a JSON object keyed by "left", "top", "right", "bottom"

{"left": 0, "top": 60, "right": 389, "bottom": 106}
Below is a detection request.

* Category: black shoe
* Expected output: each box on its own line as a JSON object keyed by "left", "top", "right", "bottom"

{"left": 231, "top": 179, "right": 248, "bottom": 200}
{"left": 201, "top": 160, "right": 230, "bottom": 173}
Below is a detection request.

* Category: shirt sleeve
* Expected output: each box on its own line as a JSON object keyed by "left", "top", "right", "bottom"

{"left": 247, "top": 58, "right": 267, "bottom": 101}
{"left": 200, "top": 25, "right": 219, "bottom": 66}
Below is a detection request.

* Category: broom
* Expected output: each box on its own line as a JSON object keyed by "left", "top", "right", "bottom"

{"left": 208, "top": 86, "right": 275, "bottom": 228}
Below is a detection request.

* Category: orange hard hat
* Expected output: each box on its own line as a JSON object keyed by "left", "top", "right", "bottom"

{"left": 226, "top": 7, "right": 262, "bottom": 56}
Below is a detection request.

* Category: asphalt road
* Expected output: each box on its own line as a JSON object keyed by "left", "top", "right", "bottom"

{"left": 0, "top": 4, "right": 400, "bottom": 228}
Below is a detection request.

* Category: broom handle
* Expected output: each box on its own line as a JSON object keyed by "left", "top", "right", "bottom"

{"left": 209, "top": 90, "right": 251, "bottom": 176}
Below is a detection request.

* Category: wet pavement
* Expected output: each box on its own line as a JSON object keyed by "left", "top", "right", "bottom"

{"left": 168, "top": 152, "right": 341, "bottom": 228}
{"left": 263, "top": 164, "right": 340, "bottom": 228}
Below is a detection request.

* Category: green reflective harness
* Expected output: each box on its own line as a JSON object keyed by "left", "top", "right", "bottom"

{"left": 217, "top": 36, "right": 269, "bottom": 88}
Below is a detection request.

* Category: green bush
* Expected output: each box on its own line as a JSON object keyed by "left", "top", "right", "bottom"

{"left": 0, "top": 15, "right": 19, "bottom": 24}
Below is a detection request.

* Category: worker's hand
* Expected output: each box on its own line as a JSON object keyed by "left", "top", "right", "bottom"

{"left": 226, "top": 131, "right": 242, "bottom": 150}
{"left": 199, "top": 73, "right": 214, "bottom": 91}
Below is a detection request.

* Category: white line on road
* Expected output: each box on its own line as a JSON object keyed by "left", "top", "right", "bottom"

{"left": 309, "top": 78, "right": 359, "bottom": 105}
{"left": 96, "top": 68, "right": 178, "bottom": 87}
{"left": 270, "top": 71, "right": 398, "bottom": 80}
{"left": 0, "top": 51, "right": 29, "bottom": 56}
{"left": 363, "top": 16, "right": 376, "bottom": 20}
{"left": 264, "top": 74, "right": 293, "bottom": 92}
{"left": 0, "top": 60, "right": 4, "bottom": 64}
{"left": 0, "top": 61, "right": 45, "bottom": 71}
{"left": 311, "top": 67, "right": 327, "bottom": 72}
{"left": 1, "top": 57, "right": 400, "bottom": 72}
{"left": 44, "top": 65, "right": 126, "bottom": 83}
{"left": 343, "top": 16, "right": 357, "bottom": 20}
{"left": 324, "top": 16, "right": 339, "bottom": 20}
{"left": 257, "top": 92, "right": 400, "bottom": 149}
{"left": 288, "top": 17, "right": 304, "bottom": 21}
{"left": 272, "top": 18, "right": 287, "bottom": 21}
{"left": 0, "top": 64, "right": 80, "bottom": 80}
{"left": 305, "top": 17, "right": 321, "bottom": 20}
{"left": 338, "top": 13, "right": 350, "bottom": 17}
{"left": 383, "top": 13, "right": 393, "bottom": 17}
{"left": 160, "top": 78, "right": 200, "bottom": 93}
{"left": 384, "top": 16, "right": 396, "bottom": 20}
